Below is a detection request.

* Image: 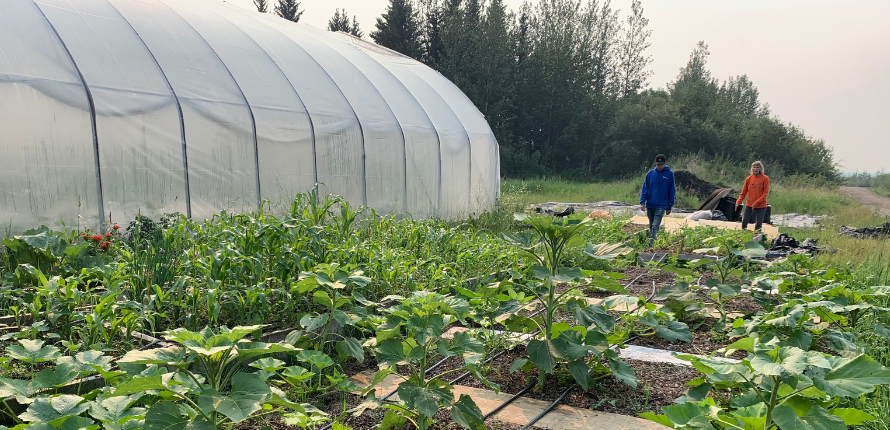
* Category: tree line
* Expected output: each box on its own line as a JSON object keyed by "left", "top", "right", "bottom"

{"left": 254, "top": 0, "right": 840, "bottom": 182}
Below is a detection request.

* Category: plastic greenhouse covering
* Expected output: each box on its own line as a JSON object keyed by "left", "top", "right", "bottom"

{"left": 0, "top": 0, "right": 500, "bottom": 234}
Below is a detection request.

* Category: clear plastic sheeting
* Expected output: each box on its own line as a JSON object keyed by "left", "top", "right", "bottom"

{"left": 310, "top": 29, "right": 440, "bottom": 218}
{"left": 109, "top": 0, "right": 258, "bottom": 220}
{"left": 0, "top": 0, "right": 100, "bottom": 233}
{"left": 218, "top": 3, "right": 364, "bottom": 205}
{"left": 159, "top": 0, "right": 316, "bottom": 208}
{"left": 0, "top": 0, "right": 499, "bottom": 234}
{"left": 35, "top": 0, "right": 188, "bottom": 223}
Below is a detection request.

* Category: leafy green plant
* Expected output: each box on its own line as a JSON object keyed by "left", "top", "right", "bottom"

{"left": 603, "top": 295, "right": 693, "bottom": 343}
{"left": 357, "top": 291, "right": 491, "bottom": 430}
{"left": 115, "top": 325, "right": 304, "bottom": 429}
{"left": 502, "top": 214, "right": 636, "bottom": 391}
{"left": 643, "top": 337, "right": 890, "bottom": 430}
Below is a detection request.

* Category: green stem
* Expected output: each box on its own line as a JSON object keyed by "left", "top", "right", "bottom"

{"left": 764, "top": 376, "right": 781, "bottom": 430}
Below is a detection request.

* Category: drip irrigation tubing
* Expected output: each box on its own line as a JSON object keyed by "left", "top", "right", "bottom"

{"left": 482, "top": 379, "right": 537, "bottom": 421}
{"left": 518, "top": 384, "right": 576, "bottom": 430}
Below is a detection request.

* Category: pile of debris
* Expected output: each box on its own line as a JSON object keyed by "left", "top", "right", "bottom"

{"left": 531, "top": 201, "right": 642, "bottom": 218}
{"left": 674, "top": 170, "right": 726, "bottom": 200}
{"left": 767, "top": 233, "right": 835, "bottom": 258}
{"left": 839, "top": 223, "right": 890, "bottom": 239}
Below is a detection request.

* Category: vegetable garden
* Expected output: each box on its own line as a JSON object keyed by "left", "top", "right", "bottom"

{"left": 1, "top": 188, "right": 889, "bottom": 430}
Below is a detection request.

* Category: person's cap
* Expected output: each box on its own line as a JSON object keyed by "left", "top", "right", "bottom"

{"left": 655, "top": 154, "right": 666, "bottom": 164}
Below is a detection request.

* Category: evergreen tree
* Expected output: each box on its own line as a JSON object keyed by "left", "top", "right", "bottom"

{"left": 254, "top": 0, "right": 269, "bottom": 13}
{"left": 617, "top": 0, "right": 652, "bottom": 97}
{"left": 371, "top": 0, "right": 423, "bottom": 58}
{"left": 328, "top": 8, "right": 363, "bottom": 37}
{"left": 418, "top": 0, "right": 444, "bottom": 66}
{"left": 275, "top": 0, "right": 304, "bottom": 23}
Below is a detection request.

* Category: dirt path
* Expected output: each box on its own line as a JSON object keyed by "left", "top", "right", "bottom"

{"left": 840, "top": 187, "right": 890, "bottom": 216}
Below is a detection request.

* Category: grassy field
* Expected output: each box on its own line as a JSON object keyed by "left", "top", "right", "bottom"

{"left": 499, "top": 176, "right": 889, "bottom": 269}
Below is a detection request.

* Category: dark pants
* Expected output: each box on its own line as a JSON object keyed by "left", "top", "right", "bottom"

{"left": 742, "top": 206, "right": 767, "bottom": 231}
{"left": 646, "top": 208, "right": 666, "bottom": 243}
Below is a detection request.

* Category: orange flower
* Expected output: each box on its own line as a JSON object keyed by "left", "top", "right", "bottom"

{"left": 100, "top": 241, "right": 109, "bottom": 248}
{"left": 112, "top": 225, "right": 120, "bottom": 230}
{"left": 104, "top": 233, "right": 113, "bottom": 238}
{"left": 91, "top": 235, "right": 102, "bottom": 241}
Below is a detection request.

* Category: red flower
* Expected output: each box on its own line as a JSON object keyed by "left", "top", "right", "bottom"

{"left": 81, "top": 233, "right": 87, "bottom": 239}
{"left": 100, "top": 241, "right": 109, "bottom": 248}
{"left": 91, "top": 235, "right": 102, "bottom": 241}
{"left": 104, "top": 233, "right": 113, "bottom": 237}
{"left": 112, "top": 225, "right": 120, "bottom": 230}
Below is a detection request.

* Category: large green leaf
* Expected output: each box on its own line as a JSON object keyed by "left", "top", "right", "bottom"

{"left": 249, "top": 358, "right": 286, "bottom": 372}
{"left": 58, "top": 350, "right": 113, "bottom": 373}
{"left": 336, "top": 337, "right": 365, "bottom": 362}
{"left": 552, "top": 330, "right": 595, "bottom": 361}
{"left": 197, "top": 373, "right": 270, "bottom": 423}
{"left": 813, "top": 355, "right": 890, "bottom": 398}
{"left": 117, "top": 347, "right": 187, "bottom": 366}
{"left": 90, "top": 395, "right": 146, "bottom": 424}
{"left": 397, "top": 380, "right": 446, "bottom": 418}
{"left": 33, "top": 363, "right": 79, "bottom": 388}
{"left": 20, "top": 395, "right": 89, "bottom": 425}
{"left": 7, "top": 339, "right": 61, "bottom": 364}
{"left": 376, "top": 339, "right": 409, "bottom": 367}
{"left": 567, "top": 299, "right": 614, "bottom": 332}
{"left": 654, "top": 282, "right": 698, "bottom": 301}
{"left": 296, "top": 350, "right": 335, "bottom": 369}
{"left": 143, "top": 402, "right": 215, "bottom": 430}
{"left": 660, "top": 402, "right": 718, "bottom": 427}
{"left": 829, "top": 408, "right": 874, "bottom": 425}
{"left": 771, "top": 403, "right": 845, "bottom": 430}
{"left": 109, "top": 375, "right": 169, "bottom": 397}
{"left": 608, "top": 357, "right": 637, "bottom": 388}
{"left": 450, "top": 394, "right": 486, "bottom": 430}
{"left": 568, "top": 359, "right": 594, "bottom": 390}
{"left": 438, "top": 331, "right": 484, "bottom": 365}
{"left": 654, "top": 321, "right": 692, "bottom": 343}
{"left": 59, "top": 416, "right": 95, "bottom": 430}
{"left": 527, "top": 339, "right": 561, "bottom": 374}
{"left": 584, "top": 242, "right": 632, "bottom": 260}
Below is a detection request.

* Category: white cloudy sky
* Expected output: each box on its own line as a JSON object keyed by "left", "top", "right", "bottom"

{"left": 223, "top": 0, "right": 890, "bottom": 172}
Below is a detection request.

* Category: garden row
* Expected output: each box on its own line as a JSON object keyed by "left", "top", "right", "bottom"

{"left": 0, "top": 190, "right": 888, "bottom": 430}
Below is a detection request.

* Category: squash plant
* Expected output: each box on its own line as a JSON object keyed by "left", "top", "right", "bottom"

{"left": 501, "top": 214, "right": 636, "bottom": 391}
{"left": 356, "top": 291, "right": 491, "bottom": 430}
{"left": 291, "top": 263, "right": 370, "bottom": 363}
{"left": 643, "top": 336, "right": 890, "bottom": 429}
{"left": 113, "top": 325, "right": 306, "bottom": 429}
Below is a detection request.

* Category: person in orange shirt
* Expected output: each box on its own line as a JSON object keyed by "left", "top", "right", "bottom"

{"left": 736, "top": 161, "right": 770, "bottom": 231}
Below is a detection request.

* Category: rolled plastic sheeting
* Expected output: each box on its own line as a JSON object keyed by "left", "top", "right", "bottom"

{"left": 0, "top": 0, "right": 100, "bottom": 233}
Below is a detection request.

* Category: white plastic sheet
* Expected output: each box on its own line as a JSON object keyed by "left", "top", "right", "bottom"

{"left": 0, "top": 0, "right": 100, "bottom": 232}
{"left": 36, "top": 0, "right": 189, "bottom": 223}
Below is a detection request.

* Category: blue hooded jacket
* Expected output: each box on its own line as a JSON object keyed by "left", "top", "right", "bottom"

{"left": 640, "top": 165, "right": 676, "bottom": 210}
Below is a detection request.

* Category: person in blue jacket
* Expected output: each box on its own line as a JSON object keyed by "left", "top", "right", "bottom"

{"left": 639, "top": 154, "right": 676, "bottom": 245}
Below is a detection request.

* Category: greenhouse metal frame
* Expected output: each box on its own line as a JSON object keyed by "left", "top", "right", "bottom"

{"left": 0, "top": 0, "right": 499, "bottom": 234}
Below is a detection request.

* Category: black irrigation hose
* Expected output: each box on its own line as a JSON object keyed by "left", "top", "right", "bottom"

{"left": 518, "top": 384, "right": 576, "bottom": 430}
{"left": 482, "top": 379, "right": 537, "bottom": 421}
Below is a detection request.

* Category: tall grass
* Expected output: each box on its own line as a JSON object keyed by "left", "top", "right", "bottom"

{"left": 500, "top": 177, "right": 700, "bottom": 209}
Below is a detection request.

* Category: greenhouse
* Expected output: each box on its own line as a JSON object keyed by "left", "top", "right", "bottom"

{"left": 0, "top": 0, "right": 500, "bottom": 234}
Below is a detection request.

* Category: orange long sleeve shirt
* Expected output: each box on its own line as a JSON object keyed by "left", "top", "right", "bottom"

{"left": 736, "top": 174, "right": 770, "bottom": 209}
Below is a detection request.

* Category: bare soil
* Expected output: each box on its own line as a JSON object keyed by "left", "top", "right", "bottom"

{"left": 456, "top": 345, "right": 699, "bottom": 417}
{"left": 841, "top": 187, "right": 890, "bottom": 216}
